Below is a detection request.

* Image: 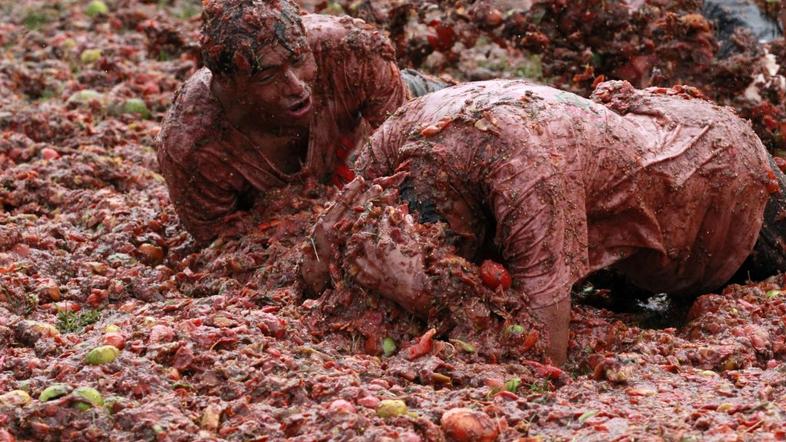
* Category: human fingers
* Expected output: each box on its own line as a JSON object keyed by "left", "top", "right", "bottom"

{"left": 350, "top": 253, "right": 382, "bottom": 289}
{"left": 371, "top": 170, "right": 408, "bottom": 189}
{"left": 300, "top": 240, "right": 330, "bottom": 295}
{"left": 333, "top": 176, "right": 368, "bottom": 208}
{"left": 319, "top": 178, "right": 366, "bottom": 226}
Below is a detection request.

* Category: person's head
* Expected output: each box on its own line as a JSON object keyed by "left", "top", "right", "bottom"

{"left": 201, "top": 0, "right": 317, "bottom": 128}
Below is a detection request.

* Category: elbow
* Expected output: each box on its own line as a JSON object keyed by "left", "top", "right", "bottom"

{"left": 177, "top": 215, "right": 218, "bottom": 246}
{"left": 170, "top": 200, "right": 224, "bottom": 246}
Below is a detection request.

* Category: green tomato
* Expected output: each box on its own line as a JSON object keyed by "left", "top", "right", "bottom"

{"left": 85, "top": 0, "right": 109, "bottom": 17}
{"left": 85, "top": 345, "right": 120, "bottom": 365}
{"left": 72, "top": 386, "right": 104, "bottom": 410}
{"left": 39, "top": 384, "right": 71, "bottom": 402}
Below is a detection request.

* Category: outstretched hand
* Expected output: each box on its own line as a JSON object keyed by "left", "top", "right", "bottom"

{"left": 300, "top": 173, "right": 406, "bottom": 295}
{"left": 346, "top": 204, "right": 433, "bottom": 316}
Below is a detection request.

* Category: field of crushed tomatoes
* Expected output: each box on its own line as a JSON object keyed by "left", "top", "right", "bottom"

{"left": 4, "top": 0, "right": 786, "bottom": 440}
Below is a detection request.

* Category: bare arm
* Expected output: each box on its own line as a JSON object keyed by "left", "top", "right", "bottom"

{"left": 480, "top": 142, "right": 590, "bottom": 365}
{"left": 156, "top": 69, "right": 253, "bottom": 245}
{"left": 158, "top": 147, "right": 252, "bottom": 245}
{"left": 359, "top": 54, "right": 407, "bottom": 129}
{"left": 301, "top": 172, "right": 549, "bottom": 362}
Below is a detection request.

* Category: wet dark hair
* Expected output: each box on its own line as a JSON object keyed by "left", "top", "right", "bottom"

{"left": 200, "top": 0, "right": 309, "bottom": 76}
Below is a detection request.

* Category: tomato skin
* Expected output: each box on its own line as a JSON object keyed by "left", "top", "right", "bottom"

{"left": 773, "top": 156, "right": 786, "bottom": 173}
{"left": 523, "top": 330, "right": 539, "bottom": 351}
{"left": 0, "top": 428, "right": 16, "bottom": 442}
{"left": 405, "top": 328, "right": 436, "bottom": 360}
{"left": 767, "top": 168, "right": 781, "bottom": 194}
{"left": 41, "top": 148, "right": 59, "bottom": 160}
{"left": 102, "top": 332, "right": 125, "bottom": 350}
{"left": 426, "top": 21, "right": 457, "bottom": 52}
{"left": 87, "top": 289, "right": 108, "bottom": 307}
{"left": 441, "top": 408, "right": 499, "bottom": 442}
{"left": 479, "top": 260, "right": 512, "bottom": 290}
{"left": 419, "top": 116, "right": 452, "bottom": 137}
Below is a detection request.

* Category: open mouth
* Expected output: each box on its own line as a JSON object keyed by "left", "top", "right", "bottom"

{"left": 287, "top": 95, "right": 312, "bottom": 118}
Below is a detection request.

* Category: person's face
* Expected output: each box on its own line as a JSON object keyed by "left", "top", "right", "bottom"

{"left": 225, "top": 45, "right": 317, "bottom": 128}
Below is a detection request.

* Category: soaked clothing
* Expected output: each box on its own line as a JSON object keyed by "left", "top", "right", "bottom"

{"left": 355, "top": 79, "right": 772, "bottom": 309}
{"left": 400, "top": 68, "right": 448, "bottom": 98}
{"left": 157, "top": 14, "right": 407, "bottom": 243}
{"left": 747, "top": 154, "right": 786, "bottom": 277}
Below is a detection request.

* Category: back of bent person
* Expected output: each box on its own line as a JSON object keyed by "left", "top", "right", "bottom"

{"left": 304, "top": 79, "right": 775, "bottom": 364}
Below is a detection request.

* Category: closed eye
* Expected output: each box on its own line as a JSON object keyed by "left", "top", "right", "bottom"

{"left": 253, "top": 69, "right": 277, "bottom": 84}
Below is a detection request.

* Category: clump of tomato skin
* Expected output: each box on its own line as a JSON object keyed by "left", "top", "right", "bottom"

{"left": 766, "top": 168, "right": 781, "bottom": 194}
{"left": 479, "top": 260, "right": 512, "bottom": 290}
{"left": 426, "top": 20, "right": 457, "bottom": 52}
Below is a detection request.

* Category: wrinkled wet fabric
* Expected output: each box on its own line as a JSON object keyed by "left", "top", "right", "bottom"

{"left": 747, "top": 153, "right": 786, "bottom": 277}
{"left": 157, "top": 14, "right": 406, "bottom": 243}
{"left": 355, "top": 79, "right": 772, "bottom": 310}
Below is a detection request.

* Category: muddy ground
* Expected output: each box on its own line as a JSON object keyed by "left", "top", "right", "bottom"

{"left": 3, "top": 0, "right": 786, "bottom": 440}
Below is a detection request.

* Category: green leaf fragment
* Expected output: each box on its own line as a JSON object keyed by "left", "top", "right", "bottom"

{"left": 529, "top": 380, "right": 550, "bottom": 394}
{"left": 57, "top": 309, "right": 102, "bottom": 333}
{"left": 122, "top": 98, "right": 151, "bottom": 118}
{"left": 62, "top": 38, "right": 77, "bottom": 51}
{"left": 504, "top": 377, "right": 521, "bottom": 393}
{"left": 172, "top": 382, "right": 194, "bottom": 390}
{"left": 67, "top": 89, "right": 104, "bottom": 105}
{"left": 449, "top": 339, "right": 476, "bottom": 353}
{"left": 578, "top": 410, "right": 598, "bottom": 424}
{"left": 506, "top": 324, "right": 525, "bottom": 335}
{"left": 23, "top": 10, "right": 52, "bottom": 30}
{"left": 327, "top": 4, "right": 345, "bottom": 15}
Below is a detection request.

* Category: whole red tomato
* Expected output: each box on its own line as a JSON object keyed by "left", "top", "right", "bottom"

{"left": 479, "top": 260, "right": 512, "bottom": 290}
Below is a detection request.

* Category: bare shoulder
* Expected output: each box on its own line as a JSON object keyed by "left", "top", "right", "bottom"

{"left": 157, "top": 67, "right": 223, "bottom": 162}
{"left": 303, "top": 13, "right": 395, "bottom": 60}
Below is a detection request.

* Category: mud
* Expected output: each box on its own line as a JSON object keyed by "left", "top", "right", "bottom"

{"left": 3, "top": 0, "right": 786, "bottom": 440}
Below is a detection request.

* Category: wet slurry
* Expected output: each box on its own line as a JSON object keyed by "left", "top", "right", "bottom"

{"left": 3, "top": 0, "right": 786, "bottom": 440}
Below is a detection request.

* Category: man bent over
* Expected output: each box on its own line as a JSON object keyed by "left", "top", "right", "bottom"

{"left": 303, "top": 79, "right": 781, "bottom": 365}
